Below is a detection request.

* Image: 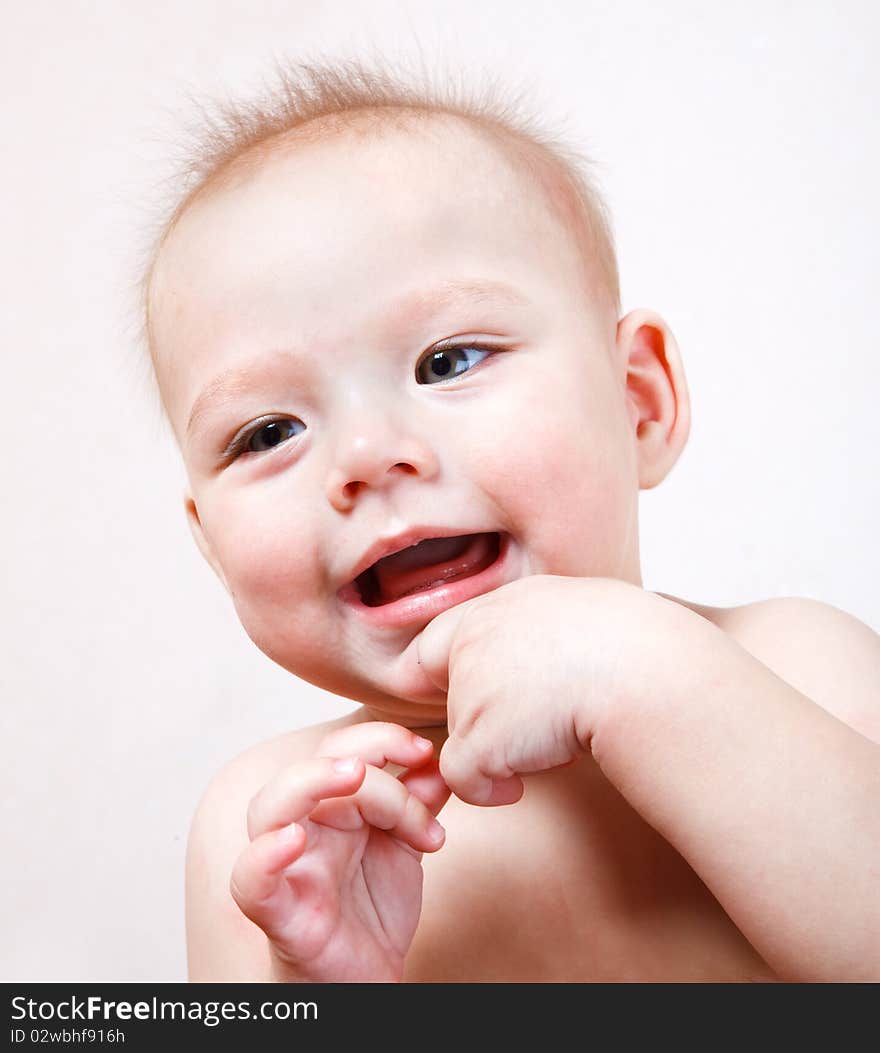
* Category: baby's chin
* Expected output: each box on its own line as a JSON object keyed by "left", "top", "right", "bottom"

{"left": 375, "top": 630, "right": 449, "bottom": 712}
{"left": 333, "top": 632, "right": 450, "bottom": 726}
{"left": 284, "top": 631, "right": 448, "bottom": 725}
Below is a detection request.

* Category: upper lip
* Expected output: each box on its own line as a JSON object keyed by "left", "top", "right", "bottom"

{"left": 342, "top": 526, "right": 494, "bottom": 588}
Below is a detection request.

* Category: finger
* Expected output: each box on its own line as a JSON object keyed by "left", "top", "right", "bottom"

{"left": 309, "top": 763, "right": 446, "bottom": 853}
{"left": 318, "top": 721, "right": 436, "bottom": 770}
{"left": 439, "top": 739, "right": 524, "bottom": 807}
{"left": 415, "top": 603, "right": 474, "bottom": 692}
{"left": 247, "top": 756, "right": 367, "bottom": 839}
{"left": 480, "top": 776, "right": 525, "bottom": 807}
{"left": 229, "top": 823, "right": 308, "bottom": 932}
{"left": 398, "top": 757, "right": 452, "bottom": 817}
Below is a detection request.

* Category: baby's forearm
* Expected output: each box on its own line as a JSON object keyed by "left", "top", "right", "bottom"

{"left": 591, "top": 608, "right": 880, "bottom": 981}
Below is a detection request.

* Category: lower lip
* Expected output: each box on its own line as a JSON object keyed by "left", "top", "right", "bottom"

{"left": 338, "top": 532, "right": 514, "bottom": 628}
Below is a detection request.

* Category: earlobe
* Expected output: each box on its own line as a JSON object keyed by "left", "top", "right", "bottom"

{"left": 616, "top": 309, "right": 691, "bottom": 489}
{"left": 183, "top": 492, "right": 230, "bottom": 593}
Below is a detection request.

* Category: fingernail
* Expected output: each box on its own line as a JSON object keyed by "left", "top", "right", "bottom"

{"left": 276, "top": 823, "right": 299, "bottom": 843}
{"left": 332, "top": 757, "right": 358, "bottom": 774}
{"left": 426, "top": 819, "right": 445, "bottom": 844}
{"left": 414, "top": 736, "right": 433, "bottom": 751}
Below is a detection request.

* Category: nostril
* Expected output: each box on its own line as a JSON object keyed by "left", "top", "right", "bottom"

{"left": 342, "top": 480, "right": 365, "bottom": 501}
{"left": 336, "top": 461, "right": 420, "bottom": 505}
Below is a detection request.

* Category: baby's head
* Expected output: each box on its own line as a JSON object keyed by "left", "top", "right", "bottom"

{"left": 139, "top": 56, "right": 690, "bottom": 720}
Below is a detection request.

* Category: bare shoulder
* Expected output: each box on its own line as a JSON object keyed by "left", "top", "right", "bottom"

{"left": 185, "top": 708, "right": 366, "bottom": 981}
{"left": 657, "top": 591, "right": 880, "bottom": 743}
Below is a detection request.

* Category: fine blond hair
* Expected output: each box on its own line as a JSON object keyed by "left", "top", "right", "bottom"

{"left": 131, "top": 51, "right": 620, "bottom": 418}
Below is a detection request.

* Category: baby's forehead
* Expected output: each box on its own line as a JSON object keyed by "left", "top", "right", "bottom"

{"left": 151, "top": 116, "right": 583, "bottom": 331}
{"left": 159, "top": 114, "right": 574, "bottom": 276}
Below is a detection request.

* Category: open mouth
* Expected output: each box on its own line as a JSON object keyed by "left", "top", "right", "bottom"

{"left": 354, "top": 531, "right": 502, "bottom": 607}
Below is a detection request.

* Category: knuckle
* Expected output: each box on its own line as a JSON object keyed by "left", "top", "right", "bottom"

{"left": 229, "top": 873, "right": 269, "bottom": 931}
{"left": 438, "top": 741, "right": 467, "bottom": 785}
{"left": 349, "top": 763, "right": 383, "bottom": 810}
{"left": 316, "top": 728, "right": 345, "bottom": 756}
{"left": 388, "top": 722, "right": 423, "bottom": 751}
{"left": 228, "top": 857, "right": 253, "bottom": 912}
{"left": 245, "top": 792, "right": 265, "bottom": 840}
{"left": 454, "top": 606, "right": 489, "bottom": 651}
{"left": 229, "top": 873, "right": 246, "bottom": 910}
{"left": 318, "top": 720, "right": 402, "bottom": 758}
{"left": 401, "top": 786, "right": 428, "bottom": 829}
{"left": 451, "top": 604, "right": 505, "bottom": 668}
{"left": 441, "top": 728, "right": 504, "bottom": 790}
{"left": 452, "top": 700, "right": 486, "bottom": 739}
{"left": 379, "top": 767, "right": 413, "bottom": 824}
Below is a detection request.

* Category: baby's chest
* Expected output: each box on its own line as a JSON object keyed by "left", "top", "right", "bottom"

{"left": 406, "top": 764, "right": 776, "bottom": 981}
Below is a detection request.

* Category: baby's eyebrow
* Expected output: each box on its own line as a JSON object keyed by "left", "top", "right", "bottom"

{"left": 185, "top": 278, "right": 530, "bottom": 440}
{"left": 186, "top": 363, "right": 285, "bottom": 442}
{"left": 385, "top": 278, "right": 530, "bottom": 329}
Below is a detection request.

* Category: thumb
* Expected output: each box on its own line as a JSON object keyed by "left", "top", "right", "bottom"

{"left": 416, "top": 600, "right": 477, "bottom": 692}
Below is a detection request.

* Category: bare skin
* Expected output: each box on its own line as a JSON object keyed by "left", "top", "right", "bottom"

{"left": 187, "top": 592, "right": 877, "bottom": 982}
{"left": 153, "top": 116, "right": 879, "bottom": 982}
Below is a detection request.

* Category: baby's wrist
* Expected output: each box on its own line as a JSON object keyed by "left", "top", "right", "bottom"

{"left": 582, "top": 584, "right": 695, "bottom": 755}
{"left": 267, "top": 943, "right": 315, "bottom": 984}
{"left": 267, "top": 941, "right": 403, "bottom": 984}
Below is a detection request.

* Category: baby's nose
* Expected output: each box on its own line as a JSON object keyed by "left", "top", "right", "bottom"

{"left": 324, "top": 414, "right": 440, "bottom": 511}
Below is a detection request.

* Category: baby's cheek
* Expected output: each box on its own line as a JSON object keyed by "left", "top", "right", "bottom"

{"left": 487, "top": 407, "right": 634, "bottom": 576}
{"left": 212, "top": 509, "right": 324, "bottom": 660}
{"left": 216, "top": 508, "right": 306, "bottom": 592}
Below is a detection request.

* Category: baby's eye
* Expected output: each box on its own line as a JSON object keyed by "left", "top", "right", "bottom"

{"left": 236, "top": 417, "right": 305, "bottom": 457}
{"left": 415, "top": 343, "right": 497, "bottom": 385}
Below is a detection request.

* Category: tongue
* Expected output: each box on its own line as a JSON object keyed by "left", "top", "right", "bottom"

{"left": 371, "top": 533, "right": 494, "bottom": 604}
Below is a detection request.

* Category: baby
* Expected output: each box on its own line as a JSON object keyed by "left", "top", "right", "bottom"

{"left": 140, "top": 58, "right": 880, "bottom": 982}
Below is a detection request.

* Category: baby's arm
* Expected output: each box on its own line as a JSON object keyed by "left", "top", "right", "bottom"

{"left": 186, "top": 741, "right": 282, "bottom": 981}
{"left": 594, "top": 597, "right": 880, "bottom": 981}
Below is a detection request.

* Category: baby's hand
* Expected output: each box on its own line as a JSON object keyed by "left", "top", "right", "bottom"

{"left": 229, "top": 722, "right": 450, "bottom": 982}
{"left": 417, "top": 575, "right": 657, "bottom": 806}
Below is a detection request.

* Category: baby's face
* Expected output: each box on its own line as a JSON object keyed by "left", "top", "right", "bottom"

{"left": 150, "top": 118, "right": 642, "bottom": 720}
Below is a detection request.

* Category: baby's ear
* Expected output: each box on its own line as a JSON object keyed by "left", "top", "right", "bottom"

{"left": 616, "top": 309, "right": 691, "bottom": 489}
{"left": 183, "top": 492, "right": 230, "bottom": 593}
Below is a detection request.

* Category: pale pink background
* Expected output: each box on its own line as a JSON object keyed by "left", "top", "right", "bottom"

{"left": 2, "top": 1, "right": 877, "bottom": 980}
